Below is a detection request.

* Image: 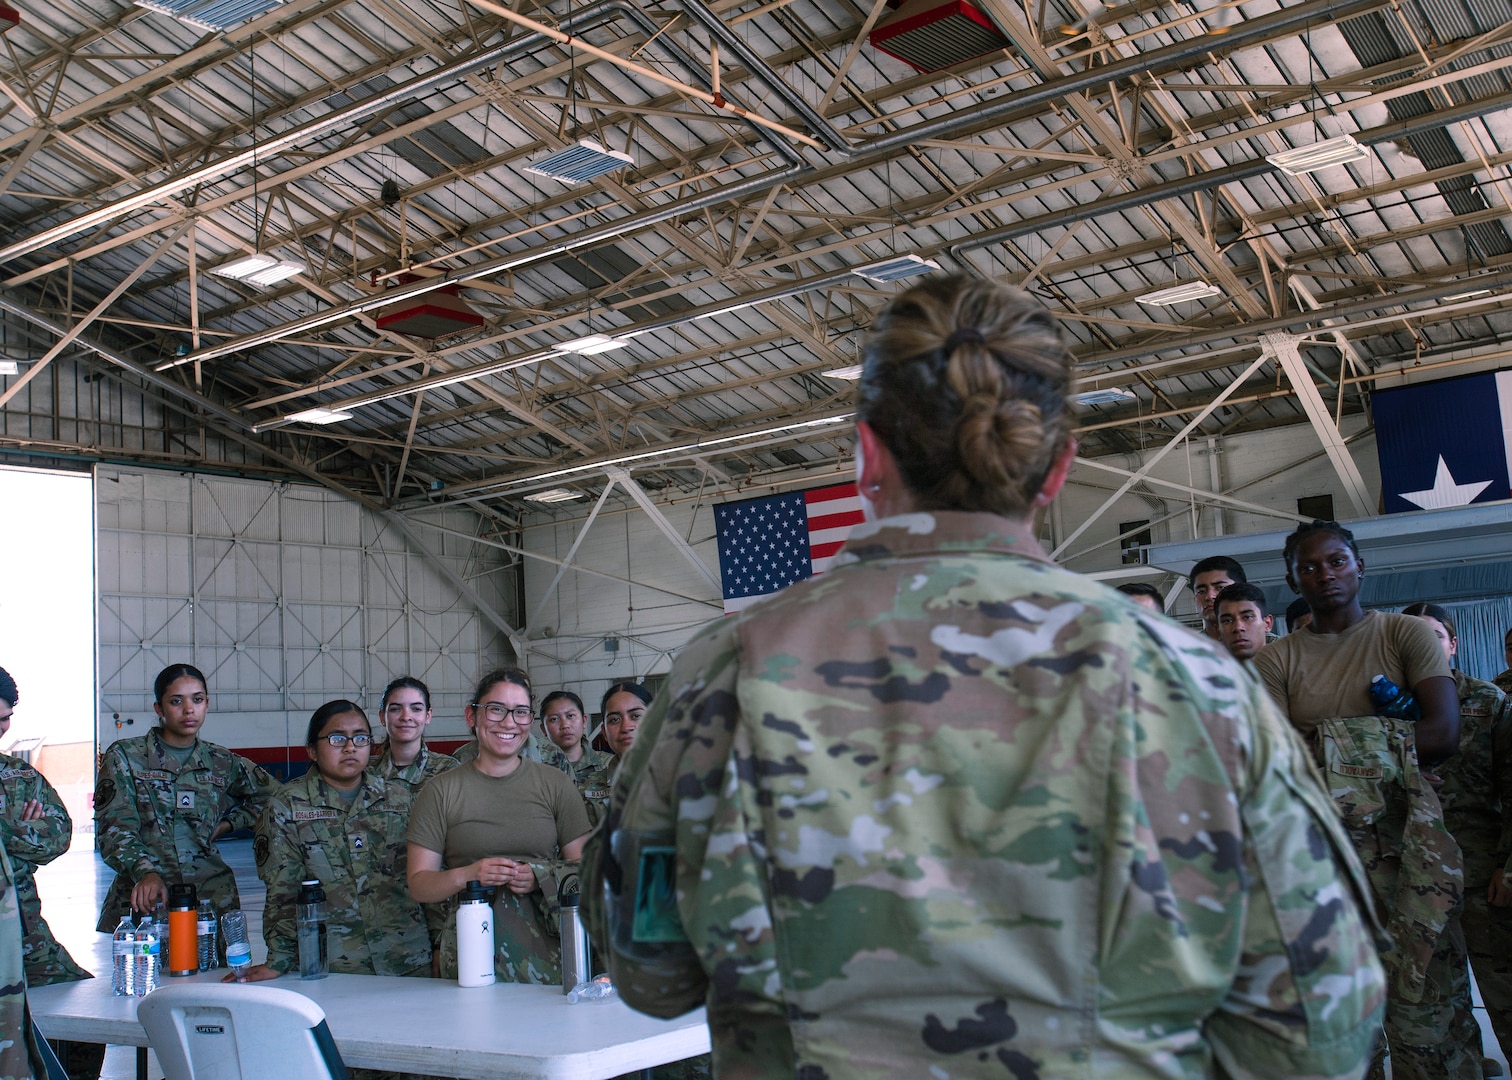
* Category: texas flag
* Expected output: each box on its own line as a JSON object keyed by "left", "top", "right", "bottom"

{"left": 1373, "top": 370, "right": 1512, "bottom": 514}
{"left": 713, "top": 482, "right": 864, "bottom": 613}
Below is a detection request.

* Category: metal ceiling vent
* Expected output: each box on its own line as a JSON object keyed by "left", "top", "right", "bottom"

{"left": 375, "top": 276, "right": 486, "bottom": 339}
{"left": 134, "top": 0, "right": 284, "bottom": 32}
{"left": 869, "top": 0, "right": 1010, "bottom": 74}
{"left": 524, "top": 139, "right": 634, "bottom": 185}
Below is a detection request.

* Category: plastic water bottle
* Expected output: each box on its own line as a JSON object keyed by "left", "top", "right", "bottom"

{"left": 197, "top": 900, "right": 218, "bottom": 971}
{"left": 152, "top": 899, "right": 170, "bottom": 961}
{"left": 296, "top": 880, "right": 328, "bottom": 980}
{"left": 111, "top": 912, "right": 135, "bottom": 996}
{"left": 567, "top": 974, "right": 618, "bottom": 1004}
{"left": 221, "top": 909, "right": 252, "bottom": 981}
{"left": 134, "top": 914, "right": 160, "bottom": 996}
{"left": 1370, "top": 674, "right": 1421, "bottom": 722}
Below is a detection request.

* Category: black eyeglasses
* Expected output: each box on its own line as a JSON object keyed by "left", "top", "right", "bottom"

{"left": 319, "top": 733, "right": 373, "bottom": 748}
{"left": 473, "top": 703, "right": 534, "bottom": 723}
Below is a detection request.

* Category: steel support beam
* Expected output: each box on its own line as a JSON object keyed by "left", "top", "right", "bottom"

{"left": 607, "top": 466, "right": 723, "bottom": 595}
{"left": 527, "top": 480, "right": 618, "bottom": 633}
{"left": 1260, "top": 332, "right": 1374, "bottom": 518}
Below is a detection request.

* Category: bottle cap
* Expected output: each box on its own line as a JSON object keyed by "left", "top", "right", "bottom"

{"left": 558, "top": 872, "right": 581, "bottom": 908}
{"left": 298, "top": 879, "right": 326, "bottom": 904}
{"left": 168, "top": 882, "right": 197, "bottom": 909}
{"left": 461, "top": 880, "right": 491, "bottom": 903}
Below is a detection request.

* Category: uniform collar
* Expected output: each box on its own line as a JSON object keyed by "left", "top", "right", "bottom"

{"left": 149, "top": 727, "right": 207, "bottom": 771}
{"left": 834, "top": 510, "right": 1051, "bottom": 566}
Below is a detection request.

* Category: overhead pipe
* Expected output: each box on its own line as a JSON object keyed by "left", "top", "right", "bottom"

{"left": 0, "top": 0, "right": 804, "bottom": 267}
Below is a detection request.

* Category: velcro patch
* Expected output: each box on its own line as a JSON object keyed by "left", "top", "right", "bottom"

{"left": 139, "top": 770, "right": 173, "bottom": 782}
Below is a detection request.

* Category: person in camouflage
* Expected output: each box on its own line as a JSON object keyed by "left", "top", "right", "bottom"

{"left": 371, "top": 676, "right": 458, "bottom": 794}
{"left": 93, "top": 663, "right": 279, "bottom": 935}
{"left": 236, "top": 700, "right": 430, "bottom": 1080}
{"left": 0, "top": 667, "right": 103, "bottom": 1079}
{"left": 1497, "top": 628, "right": 1512, "bottom": 695}
{"left": 584, "top": 274, "right": 1387, "bottom": 1079}
{"left": 1402, "top": 603, "right": 1512, "bottom": 1064}
{"left": 1256, "top": 525, "right": 1473, "bottom": 1080}
{"left": 0, "top": 832, "right": 47, "bottom": 1080}
{"left": 541, "top": 690, "right": 611, "bottom": 784}
{"left": 579, "top": 682, "right": 651, "bottom": 826}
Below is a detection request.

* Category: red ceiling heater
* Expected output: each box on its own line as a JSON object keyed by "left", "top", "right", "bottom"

{"left": 374, "top": 276, "right": 486, "bottom": 339}
{"left": 0, "top": 3, "right": 20, "bottom": 31}
{"left": 868, "top": 0, "right": 1011, "bottom": 73}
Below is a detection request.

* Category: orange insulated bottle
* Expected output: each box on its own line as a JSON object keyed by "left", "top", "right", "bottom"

{"left": 167, "top": 883, "right": 199, "bottom": 977}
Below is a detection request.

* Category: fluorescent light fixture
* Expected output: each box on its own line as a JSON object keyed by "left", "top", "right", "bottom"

{"left": 822, "top": 365, "right": 864, "bottom": 380}
{"left": 1136, "top": 280, "right": 1223, "bottom": 306}
{"left": 852, "top": 255, "right": 942, "bottom": 283}
{"left": 524, "top": 139, "right": 634, "bottom": 185}
{"left": 524, "top": 488, "right": 584, "bottom": 503}
{"left": 0, "top": 360, "right": 17, "bottom": 376}
{"left": 287, "top": 407, "right": 354, "bottom": 425}
{"left": 558, "top": 334, "right": 629, "bottom": 355}
{"left": 134, "top": 0, "right": 283, "bottom": 30}
{"left": 1444, "top": 288, "right": 1493, "bottom": 302}
{"left": 1265, "top": 135, "right": 1370, "bottom": 176}
{"left": 693, "top": 300, "right": 758, "bottom": 321}
{"left": 1071, "top": 387, "right": 1136, "bottom": 406}
{"left": 211, "top": 253, "right": 306, "bottom": 287}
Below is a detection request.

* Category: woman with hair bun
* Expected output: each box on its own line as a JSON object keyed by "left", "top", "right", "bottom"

{"left": 94, "top": 663, "right": 280, "bottom": 939}
{"left": 585, "top": 274, "right": 1385, "bottom": 1078}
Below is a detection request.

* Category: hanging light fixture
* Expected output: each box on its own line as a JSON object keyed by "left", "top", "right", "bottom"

{"left": 1136, "top": 280, "right": 1223, "bottom": 306}
{"left": 525, "top": 139, "right": 634, "bottom": 185}
{"left": 1266, "top": 134, "right": 1370, "bottom": 175}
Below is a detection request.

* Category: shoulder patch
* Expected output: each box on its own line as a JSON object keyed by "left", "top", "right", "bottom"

{"left": 254, "top": 834, "right": 270, "bottom": 866}
{"left": 95, "top": 777, "right": 117, "bottom": 808}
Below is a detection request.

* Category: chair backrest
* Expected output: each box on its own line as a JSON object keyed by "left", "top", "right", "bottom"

{"left": 138, "top": 983, "right": 349, "bottom": 1080}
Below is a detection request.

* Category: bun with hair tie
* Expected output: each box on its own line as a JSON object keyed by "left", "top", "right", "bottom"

{"left": 944, "top": 328, "right": 985, "bottom": 352}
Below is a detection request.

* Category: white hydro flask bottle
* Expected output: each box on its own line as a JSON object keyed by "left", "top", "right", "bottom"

{"left": 456, "top": 880, "right": 496, "bottom": 987}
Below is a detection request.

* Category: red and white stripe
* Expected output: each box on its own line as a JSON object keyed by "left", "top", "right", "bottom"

{"left": 806, "top": 482, "right": 864, "bottom": 574}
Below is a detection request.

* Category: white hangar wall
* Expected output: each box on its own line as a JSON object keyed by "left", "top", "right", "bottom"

{"left": 97, "top": 466, "right": 517, "bottom": 772}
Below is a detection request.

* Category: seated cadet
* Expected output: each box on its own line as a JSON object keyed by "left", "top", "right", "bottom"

{"left": 1189, "top": 555, "right": 1249, "bottom": 642}
{"left": 541, "top": 690, "right": 611, "bottom": 784}
{"left": 1285, "top": 596, "right": 1313, "bottom": 634}
{"left": 371, "top": 676, "right": 458, "bottom": 794}
{"left": 579, "top": 682, "right": 651, "bottom": 826}
{"left": 1497, "top": 627, "right": 1512, "bottom": 695}
{"left": 0, "top": 665, "right": 104, "bottom": 1079}
{"left": 1114, "top": 581, "right": 1163, "bottom": 612}
{"left": 237, "top": 700, "right": 429, "bottom": 983}
{"left": 1214, "top": 582, "right": 1274, "bottom": 666}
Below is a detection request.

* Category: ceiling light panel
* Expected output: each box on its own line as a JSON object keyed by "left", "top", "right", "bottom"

{"left": 524, "top": 140, "right": 634, "bottom": 184}
{"left": 1265, "top": 135, "right": 1370, "bottom": 176}
{"left": 852, "top": 255, "right": 942, "bottom": 283}
{"left": 1136, "top": 281, "right": 1224, "bottom": 306}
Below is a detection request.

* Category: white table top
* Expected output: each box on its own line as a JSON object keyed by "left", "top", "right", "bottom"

{"left": 29, "top": 970, "right": 711, "bottom": 1080}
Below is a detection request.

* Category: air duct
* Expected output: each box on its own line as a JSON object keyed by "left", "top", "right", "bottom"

{"left": 868, "top": 0, "right": 1010, "bottom": 73}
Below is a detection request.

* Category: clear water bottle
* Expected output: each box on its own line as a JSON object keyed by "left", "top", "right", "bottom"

{"left": 197, "top": 899, "right": 218, "bottom": 971}
{"left": 134, "top": 913, "right": 160, "bottom": 996}
{"left": 1370, "top": 674, "right": 1421, "bottom": 722}
{"left": 296, "top": 880, "right": 328, "bottom": 980}
{"left": 221, "top": 909, "right": 252, "bottom": 981}
{"left": 111, "top": 911, "right": 135, "bottom": 996}
{"left": 152, "top": 898, "right": 170, "bottom": 960}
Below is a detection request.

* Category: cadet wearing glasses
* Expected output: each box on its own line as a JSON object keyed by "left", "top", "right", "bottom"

{"left": 237, "top": 699, "right": 430, "bottom": 982}
{"left": 407, "top": 668, "right": 593, "bottom": 984}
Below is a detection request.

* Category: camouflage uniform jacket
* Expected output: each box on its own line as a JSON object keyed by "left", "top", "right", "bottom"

{"left": 1439, "top": 670, "right": 1512, "bottom": 889}
{"left": 255, "top": 769, "right": 429, "bottom": 977}
{"left": 93, "top": 729, "right": 278, "bottom": 931}
{"left": 0, "top": 753, "right": 89, "bottom": 986}
{"left": 369, "top": 741, "right": 458, "bottom": 795}
{"left": 565, "top": 743, "right": 613, "bottom": 785}
{"left": 1308, "top": 713, "right": 1462, "bottom": 1004}
{"left": 0, "top": 836, "right": 45, "bottom": 1080}
{"left": 580, "top": 756, "right": 617, "bottom": 828}
{"left": 584, "top": 511, "right": 1387, "bottom": 1080}
{"left": 1496, "top": 669, "right": 1512, "bottom": 695}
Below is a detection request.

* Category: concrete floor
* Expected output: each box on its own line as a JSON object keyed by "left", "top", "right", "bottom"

{"left": 28, "top": 838, "right": 1512, "bottom": 1079}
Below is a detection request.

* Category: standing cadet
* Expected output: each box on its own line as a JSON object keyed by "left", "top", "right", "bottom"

{"left": 585, "top": 274, "right": 1386, "bottom": 1079}
{"left": 1256, "top": 524, "right": 1472, "bottom": 1080}
{"left": 93, "top": 663, "right": 278, "bottom": 935}
{"left": 0, "top": 666, "right": 103, "bottom": 1079}
{"left": 371, "top": 676, "right": 458, "bottom": 794}
{"left": 1402, "top": 602, "right": 1512, "bottom": 1064}
{"left": 0, "top": 832, "right": 46, "bottom": 1080}
{"left": 236, "top": 700, "right": 429, "bottom": 1080}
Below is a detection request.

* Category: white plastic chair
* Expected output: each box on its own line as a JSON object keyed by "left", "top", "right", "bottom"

{"left": 137, "top": 983, "right": 349, "bottom": 1080}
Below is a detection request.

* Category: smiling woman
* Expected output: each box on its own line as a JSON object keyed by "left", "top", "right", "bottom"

{"left": 405, "top": 668, "right": 593, "bottom": 985}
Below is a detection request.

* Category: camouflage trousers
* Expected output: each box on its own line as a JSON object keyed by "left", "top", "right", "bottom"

{"left": 1463, "top": 886, "right": 1512, "bottom": 1060}
{"left": 1366, "top": 905, "right": 1482, "bottom": 1080}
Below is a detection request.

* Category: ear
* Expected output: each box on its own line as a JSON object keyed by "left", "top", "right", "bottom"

{"left": 1033, "top": 438, "right": 1078, "bottom": 508}
{"left": 1284, "top": 570, "right": 1299, "bottom": 594}
{"left": 855, "top": 421, "right": 894, "bottom": 495}
{"left": 152, "top": 701, "right": 165, "bottom": 720}
{"left": 1262, "top": 615, "right": 1274, "bottom": 633}
{"left": 464, "top": 706, "right": 478, "bottom": 734}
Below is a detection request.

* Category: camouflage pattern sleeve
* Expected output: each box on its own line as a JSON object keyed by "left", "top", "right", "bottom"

{"left": 1495, "top": 695, "right": 1512, "bottom": 878}
{"left": 254, "top": 797, "right": 301, "bottom": 975}
{"left": 218, "top": 751, "right": 278, "bottom": 834}
{"left": 0, "top": 835, "right": 46, "bottom": 1080}
{"left": 93, "top": 741, "right": 158, "bottom": 880}
{"left": 0, "top": 757, "right": 71, "bottom": 869}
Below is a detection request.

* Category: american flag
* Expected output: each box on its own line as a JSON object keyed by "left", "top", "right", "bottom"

{"left": 714, "top": 482, "right": 864, "bottom": 613}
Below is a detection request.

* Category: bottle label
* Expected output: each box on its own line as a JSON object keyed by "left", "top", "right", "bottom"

{"left": 112, "top": 941, "right": 132, "bottom": 956}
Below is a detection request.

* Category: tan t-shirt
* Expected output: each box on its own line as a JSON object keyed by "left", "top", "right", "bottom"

{"left": 406, "top": 759, "right": 592, "bottom": 868}
{"left": 1253, "top": 609, "right": 1451, "bottom": 730}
